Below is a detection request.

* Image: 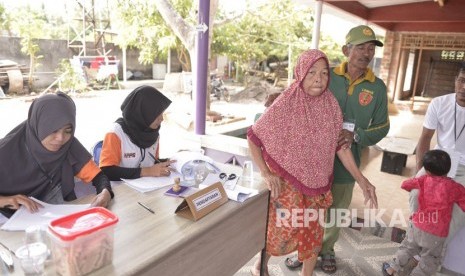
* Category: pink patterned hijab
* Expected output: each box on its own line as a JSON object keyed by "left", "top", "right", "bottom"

{"left": 248, "top": 49, "right": 342, "bottom": 196}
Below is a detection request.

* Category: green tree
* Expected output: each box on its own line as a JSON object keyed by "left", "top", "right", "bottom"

{"left": 9, "top": 6, "right": 48, "bottom": 92}
{"left": 113, "top": 0, "right": 197, "bottom": 70}
{"left": 212, "top": 0, "right": 345, "bottom": 80}
{"left": 0, "top": 3, "right": 13, "bottom": 36}
{"left": 114, "top": 0, "right": 222, "bottom": 111}
{"left": 3, "top": 4, "right": 69, "bottom": 92}
{"left": 113, "top": 0, "right": 344, "bottom": 82}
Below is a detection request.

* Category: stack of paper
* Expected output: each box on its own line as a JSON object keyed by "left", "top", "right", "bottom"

{"left": 122, "top": 172, "right": 182, "bottom": 193}
{"left": 1, "top": 198, "right": 90, "bottom": 231}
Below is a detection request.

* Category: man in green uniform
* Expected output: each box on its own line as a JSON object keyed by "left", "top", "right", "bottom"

{"left": 285, "top": 25, "right": 390, "bottom": 273}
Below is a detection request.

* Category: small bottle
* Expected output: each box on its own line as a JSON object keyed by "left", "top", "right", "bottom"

{"left": 172, "top": 177, "right": 181, "bottom": 192}
{"left": 242, "top": 161, "right": 254, "bottom": 184}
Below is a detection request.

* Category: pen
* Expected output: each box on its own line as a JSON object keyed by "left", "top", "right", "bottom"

{"left": 138, "top": 201, "right": 155, "bottom": 214}
{"left": 0, "top": 241, "right": 15, "bottom": 270}
{"left": 0, "top": 250, "right": 14, "bottom": 271}
{"left": 0, "top": 241, "right": 15, "bottom": 257}
{"left": 148, "top": 152, "right": 161, "bottom": 164}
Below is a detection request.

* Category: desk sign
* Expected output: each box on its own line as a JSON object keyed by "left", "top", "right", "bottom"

{"left": 175, "top": 182, "right": 228, "bottom": 221}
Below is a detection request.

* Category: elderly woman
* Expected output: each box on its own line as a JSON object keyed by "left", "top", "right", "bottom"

{"left": 0, "top": 92, "right": 113, "bottom": 218}
{"left": 247, "top": 49, "right": 377, "bottom": 276}
{"left": 99, "top": 85, "right": 175, "bottom": 180}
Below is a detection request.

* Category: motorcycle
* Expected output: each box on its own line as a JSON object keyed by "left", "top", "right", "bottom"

{"left": 210, "top": 75, "right": 230, "bottom": 102}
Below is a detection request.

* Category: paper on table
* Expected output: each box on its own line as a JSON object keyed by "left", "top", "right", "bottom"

{"left": 199, "top": 174, "right": 258, "bottom": 203}
{"left": 225, "top": 185, "right": 259, "bottom": 203}
{"left": 0, "top": 213, "right": 8, "bottom": 225}
{"left": 122, "top": 171, "right": 182, "bottom": 193}
{"left": 201, "top": 173, "right": 239, "bottom": 190}
{"left": 1, "top": 198, "right": 90, "bottom": 231}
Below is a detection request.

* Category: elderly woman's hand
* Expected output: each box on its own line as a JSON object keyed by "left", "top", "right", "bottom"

{"left": 0, "top": 195, "right": 43, "bottom": 213}
{"left": 90, "top": 189, "right": 112, "bottom": 208}
{"left": 262, "top": 172, "right": 282, "bottom": 198}
{"left": 338, "top": 129, "right": 354, "bottom": 149}
{"left": 357, "top": 177, "right": 378, "bottom": 209}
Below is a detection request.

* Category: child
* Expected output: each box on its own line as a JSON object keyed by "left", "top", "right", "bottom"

{"left": 382, "top": 149, "right": 465, "bottom": 276}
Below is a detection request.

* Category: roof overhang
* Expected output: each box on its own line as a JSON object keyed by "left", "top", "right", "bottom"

{"left": 322, "top": 0, "right": 465, "bottom": 33}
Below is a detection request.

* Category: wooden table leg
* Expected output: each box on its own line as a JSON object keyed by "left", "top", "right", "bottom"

{"left": 260, "top": 190, "right": 271, "bottom": 276}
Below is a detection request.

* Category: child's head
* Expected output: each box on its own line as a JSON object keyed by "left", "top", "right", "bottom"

{"left": 423, "top": 149, "right": 451, "bottom": 176}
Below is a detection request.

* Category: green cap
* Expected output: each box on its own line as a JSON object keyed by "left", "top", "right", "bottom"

{"left": 345, "top": 25, "right": 383, "bottom": 47}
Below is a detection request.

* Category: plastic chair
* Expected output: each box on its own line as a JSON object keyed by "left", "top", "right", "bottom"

{"left": 91, "top": 140, "right": 103, "bottom": 165}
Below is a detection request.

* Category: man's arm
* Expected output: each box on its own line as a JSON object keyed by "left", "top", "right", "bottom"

{"left": 416, "top": 127, "right": 435, "bottom": 172}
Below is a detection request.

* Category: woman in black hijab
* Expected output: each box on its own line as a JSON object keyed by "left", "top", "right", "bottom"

{"left": 99, "top": 86, "right": 176, "bottom": 180}
{"left": 0, "top": 92, "right": 113, "bottom": 218}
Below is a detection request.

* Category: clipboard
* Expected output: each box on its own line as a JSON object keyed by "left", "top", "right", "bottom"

{"left": 174, "top": 182, "right": 228, "bottom": 221}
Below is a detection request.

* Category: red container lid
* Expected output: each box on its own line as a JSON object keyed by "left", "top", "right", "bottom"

{"left": 48, "top": 207, "right": 118, "bottom": 241}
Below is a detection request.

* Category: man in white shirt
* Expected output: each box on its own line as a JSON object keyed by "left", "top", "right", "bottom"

{"left": 411, "top": 63, "right": 465, "bottom": 274}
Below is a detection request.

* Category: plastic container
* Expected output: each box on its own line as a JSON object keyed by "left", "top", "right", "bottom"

{"left": 47, "top": 207, "right": 119, "bottom": 276}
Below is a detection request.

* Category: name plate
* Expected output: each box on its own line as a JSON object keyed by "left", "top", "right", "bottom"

{"left": 175, "top": 182, "right": 228, "bottom": 221}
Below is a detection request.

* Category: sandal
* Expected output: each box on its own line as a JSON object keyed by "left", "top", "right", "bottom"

{"left": 320, "top": 254, "right": 337, "bottom": 274}
{"left": 250, "top": 266, "right": 269, "bottom": 276}
{"left": 382, "top": 262, "right": 396, "bottom": 276}
{"left": 250, "top": 259, "right": 269, "bottom": 276}
{"left": 284, "top": 255, "right": 302, "bottom": 269}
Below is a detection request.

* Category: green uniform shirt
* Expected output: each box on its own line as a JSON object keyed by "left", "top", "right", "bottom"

{"left": 330, "top": 61, "right": 390, "bottom": 184}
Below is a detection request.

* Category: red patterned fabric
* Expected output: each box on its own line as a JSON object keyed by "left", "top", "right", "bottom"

{"left": 266, "top": 181, "right": 333, "bottom": 260}
{"left": 248, "top": 49, "right": 342, "bottom": 196}
{"left": 402, "top": 175, "right": 465, "bottom": 237}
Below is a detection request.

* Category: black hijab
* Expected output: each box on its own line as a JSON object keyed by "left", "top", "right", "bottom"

{"left": 116, "top": 86, "right": 172, "bottom": 148}
{"left": 0, "top": 92, "right": 91, "bottom": 216}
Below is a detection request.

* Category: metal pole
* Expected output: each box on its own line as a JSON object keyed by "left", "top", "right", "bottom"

{"left": 311, "top": 0, "right": 323, "bottom": 49}
{"left": 167, "top": 49, "right": 171, "bottom": 73}
{"left": 122, "top": 47, "right": 127, "bottom": 82}
{"left": 288, "top": 42, "right": 292, "bottom": 87}
{"left": 195, "top": 0, "right": 210, "bottom": 135}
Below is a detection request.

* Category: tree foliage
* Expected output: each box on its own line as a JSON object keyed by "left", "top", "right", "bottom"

{"left": 212, "top": 0, "right": 345, "bottom": 74}
{"left": 8, "top": 6, "right": 47, "bottom": 90}
{"left": 112, "top": 0, "right": 345, "bottom": 78}
{"left": 113, "top": 0, "right": 194, "bottom": 69}
{"left": 0, "top": 3, "right": 69, "bottom": 90}
{"left": 0, "top": 0, "right": 346, "bottom": 82}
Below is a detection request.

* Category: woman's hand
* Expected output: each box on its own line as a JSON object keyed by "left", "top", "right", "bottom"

{"left": 141, "top": 160, "right": 177, "bottom": 177}
{"left": 90, "top": 189, "right": 112, "bottom": 208}
{"left": 357, "top": 177, "right": 378, "bottom": 209}
{"left": 0, "top": 195, "right": 42, "bottom": 213}
{"left": 262, "top": 172, "right": 282, "bottom": 198}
